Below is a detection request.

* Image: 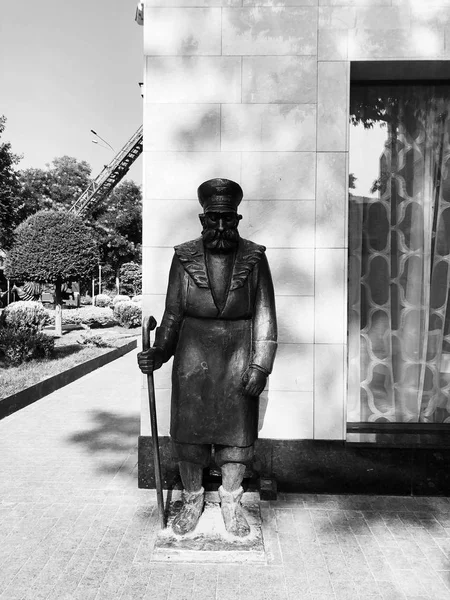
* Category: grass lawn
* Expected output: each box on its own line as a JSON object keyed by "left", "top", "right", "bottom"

{"left": 0, "top": 326, "right": 139, "bottom": 400}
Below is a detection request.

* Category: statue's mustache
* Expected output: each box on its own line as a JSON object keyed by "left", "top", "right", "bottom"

{"left": 201, "top": 228, "right": 239, "bottom": 243}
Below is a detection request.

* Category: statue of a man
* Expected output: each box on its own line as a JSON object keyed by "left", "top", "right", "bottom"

{"left": 138, "top": 179, "right": 277, "bottom": 537}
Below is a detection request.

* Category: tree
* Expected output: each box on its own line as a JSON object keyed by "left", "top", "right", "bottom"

{"left": 16, "top": 156, "right": 92, "bottom": 218}
{"left": 0, "top": 116, "right": 21, "bottom": 249}
{"left": 93, "top": 180, "right": 142, "bottom": 291}
{"left": 49, "top": 156, "right": 92, "bottom": 210}
{"left": 5, "top": 210, "right": 99, "bottom": 336}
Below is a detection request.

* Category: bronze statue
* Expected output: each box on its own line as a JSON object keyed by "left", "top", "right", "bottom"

{"left": 138, "top": 179, "right": 277, "bottom": 537}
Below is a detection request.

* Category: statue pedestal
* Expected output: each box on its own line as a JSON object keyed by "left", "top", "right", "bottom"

{"left": 153, "top": 497, "right": 265, "bottom": 563}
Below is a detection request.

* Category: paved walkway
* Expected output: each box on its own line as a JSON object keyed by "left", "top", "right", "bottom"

{"left": 1, "top": 349, "right": 450, "bottom": 599}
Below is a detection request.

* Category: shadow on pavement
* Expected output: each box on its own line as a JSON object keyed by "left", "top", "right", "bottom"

{"left": 67, "top": 409, "right": 140, "bottom": 477}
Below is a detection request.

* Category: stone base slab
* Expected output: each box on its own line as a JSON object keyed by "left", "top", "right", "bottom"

{"left": 153, "top": 500, "right": 265, "bottom": 563}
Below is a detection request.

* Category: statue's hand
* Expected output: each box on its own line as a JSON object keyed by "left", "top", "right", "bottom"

{"left": 242, "top": 367, "right": 267, "bottom": 397}
{"left": 137, "top": 347, "right": 164, "bottom": 374}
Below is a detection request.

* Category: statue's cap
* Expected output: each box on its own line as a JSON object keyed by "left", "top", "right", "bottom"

{"left": 197, "top": 178, "right": 243, "bottom": 213}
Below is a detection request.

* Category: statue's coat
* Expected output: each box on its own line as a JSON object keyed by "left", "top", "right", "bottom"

{"left": 154, "top": 237, "right": 277, "bottom": 447}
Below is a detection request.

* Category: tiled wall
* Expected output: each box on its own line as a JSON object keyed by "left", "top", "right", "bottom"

{"left": 141, "top": 0, "right": 450, "bottom": 443}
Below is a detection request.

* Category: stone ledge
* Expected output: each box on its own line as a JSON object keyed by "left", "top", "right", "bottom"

{"left": 0, "top": 339, "right": 137, "bottom": 420}
{"left": 139, "top": 436, "right": 450, "bottom": 496}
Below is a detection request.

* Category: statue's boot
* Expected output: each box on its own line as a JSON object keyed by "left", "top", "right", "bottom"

{"left": 218, "top": 485, "right": 250, "bottom": 537}
{"left": 172, "top": 487, "right": 205, "bottom": 535}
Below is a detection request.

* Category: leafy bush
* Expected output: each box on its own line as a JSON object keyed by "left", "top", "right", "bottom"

{"left": 94, "top": 294, "right": 112, "bottom": 308}
{"left": 113, "top": 300, "right": 142, "bottom": 328}
{"left": 131, "top": 295, "right": 142, "bottom": 303}
{"left": 113, "top": 294, "right": 130, "bottom": 305}
{"left": 0, "top": 328, "right": 54, "bottom": 366}
{"left": 76, "top": 307, "right": 117, "bottom": 329}
{"left": 45, "top": 306, "right": 117, "bottom": 328}
{"left": 80, "top": 295, "right": 92, "bottom": 306}
{"left": 119, "top": 262, "right": 142, "bottom": 296}
{"left": 0, "top": 301, "right": 50, "bottom": 332}
{"left": 77, "top": 332, "right": 113, "bottom": 348}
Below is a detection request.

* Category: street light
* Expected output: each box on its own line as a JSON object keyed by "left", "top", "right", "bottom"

{"left": 90, "top": 129, "right": 115, "bottom": 152}
{"left": 92, "top": 140, "right": 111, "bottom": 151}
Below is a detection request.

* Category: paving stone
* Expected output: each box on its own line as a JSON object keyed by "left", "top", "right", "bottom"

{"left": 2, "top": 348, "right": 450, "bottom": 599}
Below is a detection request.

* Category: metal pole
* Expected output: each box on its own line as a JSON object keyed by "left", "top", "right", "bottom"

{"left": 99, "top": 264, "right": 102, "bottom": 295}
{"left": 92, "top": 277, "right": 95, "bottom": 305}
{"left": 142, "top": 316, "right": 165, "bottom": 529}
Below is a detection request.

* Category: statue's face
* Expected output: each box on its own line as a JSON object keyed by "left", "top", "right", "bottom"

{"left": 200, "top": 211, "right": 241, "bottom": 252}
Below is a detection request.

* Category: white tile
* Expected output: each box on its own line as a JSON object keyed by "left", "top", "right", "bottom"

{"left": 319, "top": 7, "right": 356, "bottom": 28}
{"left": 348, "top": 27, "right": 445, "bottom": 59}
{"left": 259, "top": 391, "right": 313, "bottom": 439}
{"left": 241, "top": 152, "right": 316, "bottom": 200}
{"left": 315, "top": 248, "right": 346, "bottom": 344}
{"left": 270, "top": 343, "right": 314, "bottom": 391}
{"left": 144, "top": 8, "right": 221, "bottom": 55}
{"left": 142, "top": 247, "right": 175, "bottom": 295}
{"left": 317, "top": 62, "right": 349, "bottom": 152}
{"left": 316, "top": 152, "right": 347, "bottom": 249}
{"left": 142, "top": 294, "right": 166, "bottom": 322}
{"left": 144, "top": 105, "right": 220, "bottom": 152}
{"left": 275, "top": 295, "right": 314, "bottom": 343}
{"left": 318, "top": 29, "right": 349, "bottom": 60}
{"left": 145, "top": 57, "right": 241, "bottom": 103}
{"left": 143, "top": 151, "right": 241, "bottom": 200}
{"left": 314, "top": 344, "right": 345, "bottom": 440}
{"left": 410, "top": 6, "right": 450, "bottom": 28}
{"left": 355, "top": 7, "right": 409, "bottom": 29}
{"left": 221, "top": 104, "right": 316, "bottom": 152}
{"left": 143, "top": 200, "right": 203, "bottom": 247}
{"left": 242, "top": 56, "right": 317, "bottom": 104}
{"left": 319, "top": 0, "right": 391, "bottom": 5}
{"left": 244, "top": 0, "right": 318, "bottom": 5}
{"left": 248, "top": 200, "right": 315, "bottom": 248}
{"left": 222, "top": 7, "right": 318, "bottom": 55}
{"left": 267, "top": 248, "right": 315, "bottom": 296}
{"left": 141, "top": 388, "right": 171, "bottom": 436}
{"left": 145, "top": 0, "right": 241, "bottom": 5}
{"left": 394, "top": 0, "right": 450, "bottom": 4}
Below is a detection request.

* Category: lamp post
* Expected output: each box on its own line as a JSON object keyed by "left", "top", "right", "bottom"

{"left": 90, "top": 129, "right": 115, "bottom": 152}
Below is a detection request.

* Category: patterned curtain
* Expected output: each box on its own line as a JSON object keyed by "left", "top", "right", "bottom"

{"left": 348, "top": 84, "right": 450, "bottom": 423}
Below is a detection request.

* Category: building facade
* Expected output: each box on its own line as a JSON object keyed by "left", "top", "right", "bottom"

{"left": 138, "top": 0, "right": 450, "bottom": 494}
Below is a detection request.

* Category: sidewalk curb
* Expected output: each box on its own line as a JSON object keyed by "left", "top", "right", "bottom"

{"left": 0, "top": 339, "right": 137, "bottom": 420}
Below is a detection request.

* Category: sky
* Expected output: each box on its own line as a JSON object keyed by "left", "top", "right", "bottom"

{"left": 350, "top": 124, "right": 388, "bottom": 198}
{"left": 0, "top": 0, "right": 143, "bottom": 185}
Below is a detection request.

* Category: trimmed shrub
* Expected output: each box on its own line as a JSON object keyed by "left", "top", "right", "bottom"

{"left": 0, "top": 328, "right": 55, "bottom": 366}
{"left": 45, "top": 307, "right": 117, "bottom": 328}
{"left": 131, "top": 295, "right": 142, "bottom": 303}
{"left": 4, "top": 209, "right": 100, "bottom": 336}
{"left": 113, "top": 301, "right": 142, "bottom": 328}
{"left": 113, "top": 294, "right": 130, "bottom": 305}
{"left": 5, "top": 210, "right": 99, "bottom": 284}
{"left": 80, "top": 295, "right": 92, "bottom": 306}
{"left": 119, "top": 262, "right": 142, "bottom": 296}
{"left": 94, "top": 294, "right": 112, "bottom": 308}
{"left": 77, "top": 307, "right": 117, "bottom": 329}
{"left": 1, "top": 301, "right": 50, "bottom": 332}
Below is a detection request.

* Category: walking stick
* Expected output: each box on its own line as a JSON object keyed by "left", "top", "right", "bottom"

{"left": 142, "top": 316, "right": 165, "bottom": 529}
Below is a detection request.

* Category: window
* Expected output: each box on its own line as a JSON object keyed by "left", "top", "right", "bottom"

{"left": 348, "top": 81, "right": 450, "bottom": 424}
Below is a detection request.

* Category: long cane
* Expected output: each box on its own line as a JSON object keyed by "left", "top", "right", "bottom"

{"left": 142, "top": 316, "right": 165, "bottom": 529}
